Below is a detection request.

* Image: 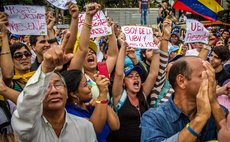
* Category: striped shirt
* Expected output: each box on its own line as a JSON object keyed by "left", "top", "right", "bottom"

{"left": 148, "top": 50, "right": 174, "bottom": 107}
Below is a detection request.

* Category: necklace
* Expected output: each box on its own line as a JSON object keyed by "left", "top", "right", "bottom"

{"left": 128, "top": 95, "right": 141, "bottom": 116}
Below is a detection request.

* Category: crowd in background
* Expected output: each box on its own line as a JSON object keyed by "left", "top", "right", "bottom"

{"left": 0, "top": 1, "right": 229, "bottom": 142}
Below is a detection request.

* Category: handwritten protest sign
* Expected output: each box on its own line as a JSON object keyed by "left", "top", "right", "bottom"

{"left": 4, "top": 5, "right": 47, "bottom": 35}
{"left": 184, "top": 19, "right": 209, "bottom": 44}
{"left": 46, "top": 0, "right": 76, "bottom": 10}
{"left": 121, "top": 26, "right": 157, "bottom": 49}
{"left": 78, "top": 11, "right": 112, "bottom": 38}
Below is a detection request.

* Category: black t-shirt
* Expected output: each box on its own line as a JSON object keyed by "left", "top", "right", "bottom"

{"left": 216, "top": 69, "right": 230, "bottom": 86}
{"left": 109, "top": 91, "right": 148, "bottom": 142}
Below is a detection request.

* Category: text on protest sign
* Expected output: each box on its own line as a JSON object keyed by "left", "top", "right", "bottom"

{"left": 4, "top": 5, "right": 47, "bottom": 35}
{"left": 46, "top": 0, "right": 76, "bottom": 10}
{"left": 78, "top": 11, "right": 112, "bottom": 38}
{"left": 184, "top": 19, "right": 209, "bottom": 44}
{"left": 121, "top": 26, "right": 158, "bottom": 49}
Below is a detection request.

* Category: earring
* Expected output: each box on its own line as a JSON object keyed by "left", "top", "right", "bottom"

{"left": 74, "top": 101, "right": 77, "bottom": 106}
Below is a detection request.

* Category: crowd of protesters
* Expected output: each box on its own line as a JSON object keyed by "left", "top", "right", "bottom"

{"left": 0, "top": 1, "right": 229, "bottom": 142}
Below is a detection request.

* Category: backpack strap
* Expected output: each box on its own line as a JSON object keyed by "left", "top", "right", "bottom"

{"left": 114, "top": 90, "right": 127, "bottom": 113}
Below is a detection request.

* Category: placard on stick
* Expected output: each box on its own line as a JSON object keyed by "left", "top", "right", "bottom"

{"left": 121, "top": 26, "right": 158, "bottom": 49}
{"left": 184, "top": 19, "right": 209, "bottom": 44}
{"left": 4, "top": 5, "right": 47, "bottom": 35}
{"left": 78, "top": 11, "right": 112, "bottom": 38}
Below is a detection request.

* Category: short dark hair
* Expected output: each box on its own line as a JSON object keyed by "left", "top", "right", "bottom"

{"left": 222, "top": 29, "right": 229, "bottom": 34}
{"left": 30, "top": 35, "right": 39, "bottom": 46}
{"left": 212, "top": 46, "right": 230, "bottom": 62}
{"left": 10, "top": 42, "right": 31, "bottom": 57}
{"left": 168, "top": 58, "right": 192, "bottom": 89}
{"left": 61, "top": 70, "right": 83, "bottom": 101}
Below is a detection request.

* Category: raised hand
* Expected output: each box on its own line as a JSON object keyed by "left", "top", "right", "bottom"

{"left": 0, "top": 12, "right": 8, "bottom": 37}
{"left": 94, "top": 74, "right": 110, "bottom": 97}
{"left": 85, "top": 3, "right": 101, "bottom": 17}
{"left": 162, "top": 18, "right": 172, "bottom": 40}
{"left": 126, "top": 47, "right": 137, "bottom": 60}
{"left": 118, "top": 32, "right": 126, "bottom": 46}
{"left": 42, "top": 31, "right": 74, "bottom": 73}
{"left": 68, "top": 2, "right": 79, "bottom": 20}
{"left": 46, "top": 11, "right": 56, "bottom": 30}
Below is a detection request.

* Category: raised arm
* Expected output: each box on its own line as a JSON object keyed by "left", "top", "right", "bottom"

{"left": 65, "top": 3, "right": 79, "bottom": 54}
{"left": 112, "top": 33, "right": 126, "bottom": 107}
{"left": 68, "top": 3, "right": 100, "bottom": 70}
{"left": 46, "top": 11, "right": 56, "bottom": 39}
{"left": 142, "top": 50, "right": 160, "bottom": 96}
{"left": 141, "top": 19, "right": 173, "bottom": 96}
{"left": 89, "top": 74, "right": 109, "bottom": 133}
{"left": 0, "top": 12, "right": 14, "bottom": 86}
{"left": 106, "top": 22, "right": 119, "bottom": 74}
{"left": 160, "top": 18, "right": 171, "bottom": 52}
{"left": 199, "top": 36, "right": 215, "bottom": 60}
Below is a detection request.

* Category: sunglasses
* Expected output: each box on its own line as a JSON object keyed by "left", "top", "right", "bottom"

{"left": 13, "top": 51, "right": 32, "bottom": 61}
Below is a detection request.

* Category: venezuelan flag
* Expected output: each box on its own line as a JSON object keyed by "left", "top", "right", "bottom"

{"left": 173, "top": 0, "right": 224, "bottom": 21}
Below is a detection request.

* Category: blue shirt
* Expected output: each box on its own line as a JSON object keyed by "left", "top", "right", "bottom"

{"left": 66, "top": 103, "right": 110, "bottom": 142}
{"left": 140, "top": 95, "right": 221, "bottom": 142}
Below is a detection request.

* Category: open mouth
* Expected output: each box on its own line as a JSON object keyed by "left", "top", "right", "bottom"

{"left": 133, "top": 81, "right": 140, "bottom": 89}
{"left": 87, "top": 57, "right": 95, "bottom": 64}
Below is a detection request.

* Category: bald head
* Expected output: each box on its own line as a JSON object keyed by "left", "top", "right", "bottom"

{"left": 168, "top": 56, "right": 203, "bottom": 89}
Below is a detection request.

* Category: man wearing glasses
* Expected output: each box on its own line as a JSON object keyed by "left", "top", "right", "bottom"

{"left": 11, "top": 34, "right": 97, "bottom": 142}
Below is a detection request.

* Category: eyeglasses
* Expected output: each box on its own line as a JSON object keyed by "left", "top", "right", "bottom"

{"left": 47, "top": 81, "right": 65, "bottom": 90}
{"left": 13, "top": 51, "right": 32, "bottom": 61}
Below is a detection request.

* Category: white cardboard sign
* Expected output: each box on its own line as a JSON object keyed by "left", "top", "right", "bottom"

{"left": 121, "top": 26, "right": 158, "bottom": 49}
{"left": 184, "top": 19, "right": 209, "bottom": 44}
{"left": 78, "top": 11, "right": 112, "bottom": 38}
{"left": 4, "top": 5, "right": 47, "bottom": 35}
{"left": 46, "top": 0, "right": 76, "bottom": 10}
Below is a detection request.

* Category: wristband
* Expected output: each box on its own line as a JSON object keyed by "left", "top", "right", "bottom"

{"left": 96, "top": 99, "right": 108, "bottom": 104}
{"left": 186, "top": 123, "right": 202, "bottom": 139}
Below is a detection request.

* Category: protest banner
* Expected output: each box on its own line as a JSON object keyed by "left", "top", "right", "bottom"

{"left": 184, "top": 19, "right": 209, "bottom": 44}
{"left": 78, "top": 11, "right": 112, "bottom": 38}
{"left": 4, "top": 5, "right": 47, "bottom": 35}
{"left": 121, "top": 26, "right": 158, "bottom": 49}
{"left": 46, "top": 0, "right": 76, "bottom": 10}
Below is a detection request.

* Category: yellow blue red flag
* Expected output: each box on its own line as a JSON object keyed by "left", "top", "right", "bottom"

{"left": 173, "top": 0, "right": 224, "bottom": 21}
